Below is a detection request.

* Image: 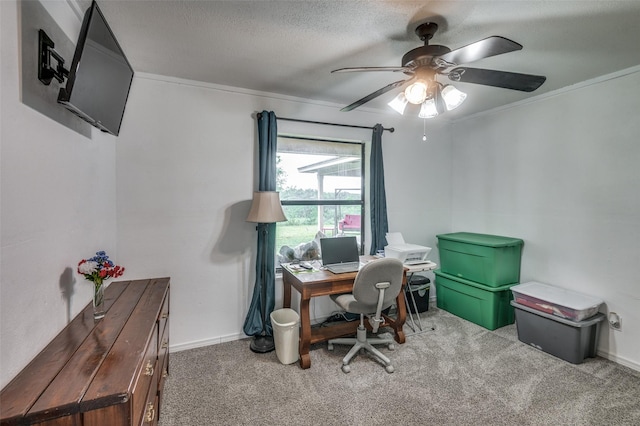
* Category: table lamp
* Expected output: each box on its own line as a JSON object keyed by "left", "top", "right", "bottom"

{"left": 246, "top": 191, "right": 287, "bottom": 352}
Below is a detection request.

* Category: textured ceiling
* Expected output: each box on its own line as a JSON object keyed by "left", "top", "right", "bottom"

{"left": 95, "top": 0, "right": 640, "bottom": 120}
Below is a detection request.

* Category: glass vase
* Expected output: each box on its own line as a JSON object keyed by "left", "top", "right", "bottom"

{"left": 93, "top": 280, "right": 106, "bottom": 320}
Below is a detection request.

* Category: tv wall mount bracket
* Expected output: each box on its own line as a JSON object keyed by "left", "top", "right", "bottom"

{"left": 38, "top": 29, "right": 69, "bottom": 85}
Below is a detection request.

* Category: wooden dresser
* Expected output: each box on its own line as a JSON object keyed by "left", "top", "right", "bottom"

{"left": 1, "top": 278, "right": 170, "bottom": 426}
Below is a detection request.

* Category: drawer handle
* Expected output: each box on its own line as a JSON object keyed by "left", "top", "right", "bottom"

{"left": 161, "top": 340, "right": 169, "bottom": 349}
{"left": 144, "top": 360, "right": 154, "bottom": 377}
{"left": 163, "top": 368, "right": 169, "bottom": 378}
{"left": 145, "top": 402, "right": 155, "bottom": 423}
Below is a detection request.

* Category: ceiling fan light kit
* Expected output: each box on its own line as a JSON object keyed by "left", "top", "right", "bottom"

{"left": 395, "top": 81, "right": 465, "bottom": 119}
{"left": 332, "top": 21, "right": 546, "bottom": 118}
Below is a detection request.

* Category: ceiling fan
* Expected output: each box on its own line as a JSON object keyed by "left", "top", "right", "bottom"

{"left": 332, "top": 22, "right": 546, "bottom": 117}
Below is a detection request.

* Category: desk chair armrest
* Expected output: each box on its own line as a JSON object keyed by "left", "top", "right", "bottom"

{"left": 370, "top": 281, "right": 390, "bottom": 333}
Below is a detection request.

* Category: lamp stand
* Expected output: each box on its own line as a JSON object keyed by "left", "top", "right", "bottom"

{"left": 250, "top": 223, "right": 275, "bottom": 353}
{"left": 250, "top": 335, "right": 274, "bottom": 353}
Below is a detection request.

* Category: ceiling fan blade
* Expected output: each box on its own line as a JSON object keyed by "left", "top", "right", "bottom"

{"left": 332, "top": 66, "right": 409, "bottom": 73}
{"left": 447, "top": 67, "right": 546, "bottom": 92}
{"left": 340, "top": 78, "right": 412, "bottom": 112}
{"left": 435, "top": 36, "right": 522, "bottom": 67}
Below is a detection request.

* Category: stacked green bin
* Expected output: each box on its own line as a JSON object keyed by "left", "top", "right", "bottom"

{"left": 435, "top": 232, "right": 524, "bottom": 330}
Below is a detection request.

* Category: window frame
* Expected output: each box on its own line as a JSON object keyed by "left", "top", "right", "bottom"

{"left": 276, "top": 135, "right": 366, "bottom": 263}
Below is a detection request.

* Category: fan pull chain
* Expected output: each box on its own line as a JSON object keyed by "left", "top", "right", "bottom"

{"left": 422, "top": 118, "right": 427, "bottom": 142}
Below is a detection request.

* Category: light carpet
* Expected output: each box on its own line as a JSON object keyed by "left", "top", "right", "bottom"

{"left": 158, "top": 307, "right": 640, "bottom": 425}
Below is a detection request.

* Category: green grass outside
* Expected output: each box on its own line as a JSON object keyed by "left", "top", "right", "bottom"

{"left": 275, "top": 223, "right": 361, "bottom": 254}
{"left": 275, "top": 224, "right": 322, "bottom": 250}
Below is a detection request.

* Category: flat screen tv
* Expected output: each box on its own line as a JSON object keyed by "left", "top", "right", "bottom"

{"left": 58, "top": 1, "right": 134, "bottom": 136}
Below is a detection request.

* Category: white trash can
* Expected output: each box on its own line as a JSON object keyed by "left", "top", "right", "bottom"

{"left": 270, "top": 308, "right": 300, "bottom": 365}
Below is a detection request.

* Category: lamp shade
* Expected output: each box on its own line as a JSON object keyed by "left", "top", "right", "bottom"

{"left": 441, "top": 84, "right": 467, "bottom": 111}
{"left": 387, "top": 92, "right": 408, "bottom": 115}
{"left": 418, "top": 98, "right": 439, "bottom": 118}
{"left": 246, "top": 191, "right": 287, "bottom": 223}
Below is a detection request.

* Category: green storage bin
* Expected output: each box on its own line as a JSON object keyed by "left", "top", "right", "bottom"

{"left": 435, "top": 270, "right": 515, "bottom": 330}
{"left": 436, "top": 232, "right": 524, "bottom": 287}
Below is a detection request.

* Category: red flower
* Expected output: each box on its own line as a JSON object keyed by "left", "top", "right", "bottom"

{"left": 77, "top": 259, "right": 87, "bottom": 274}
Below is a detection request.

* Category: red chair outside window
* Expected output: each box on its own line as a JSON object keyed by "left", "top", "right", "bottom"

{"left": 338, "top": 214, "right": 361, "bottom": 234}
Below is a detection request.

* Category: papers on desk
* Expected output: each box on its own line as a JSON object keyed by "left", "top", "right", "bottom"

{"left": 285, "top": 262, "right": 319, "bottom": 273}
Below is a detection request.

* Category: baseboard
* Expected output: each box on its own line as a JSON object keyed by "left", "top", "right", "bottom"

{"left": 597, "top": 349, "right": 640, "bottom": 372}
{"left": 168, "top": 313, "right": 340, "bottom": 353}
{"left": 169, "top": 332, "right": 246, "bottom": 353}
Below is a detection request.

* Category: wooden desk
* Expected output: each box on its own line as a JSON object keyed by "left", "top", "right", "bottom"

{"left": 282, "top": 257, "right": 407, "bottom": 369}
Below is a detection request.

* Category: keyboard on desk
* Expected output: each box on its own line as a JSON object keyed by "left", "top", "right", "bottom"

{"left": 325, "top": 262, "right": 360, "bottom": 274}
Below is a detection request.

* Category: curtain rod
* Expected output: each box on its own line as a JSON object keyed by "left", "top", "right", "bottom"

{"left": 257, "top": 113, "right": 394, "bottom": 133}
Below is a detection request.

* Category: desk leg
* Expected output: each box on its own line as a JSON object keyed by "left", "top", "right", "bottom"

{"left": 391, "top": 291, "right": 406, "bottom": 344}
{"left": 283, "top": 274, "right": 292, "bottom": 309}
{"left": 298, "top": 296, "right": 312, "bottom": 369}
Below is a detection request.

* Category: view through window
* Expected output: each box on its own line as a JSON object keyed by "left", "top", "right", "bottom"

{"left": 276, "top": 136, "right": 364, "bottom": 265}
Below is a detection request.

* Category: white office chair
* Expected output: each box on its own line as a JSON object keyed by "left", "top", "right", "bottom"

{"left": 327, "top": 258, "right": 404, "bottom": 373}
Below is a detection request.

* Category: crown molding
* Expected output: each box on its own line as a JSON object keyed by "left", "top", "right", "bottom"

{"left": 453, "top": 64, "right": 640, "bottom": 123}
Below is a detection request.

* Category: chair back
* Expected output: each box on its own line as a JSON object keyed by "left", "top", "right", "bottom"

{"left": 352, "top": 258, "right": 404, "bottom": 311}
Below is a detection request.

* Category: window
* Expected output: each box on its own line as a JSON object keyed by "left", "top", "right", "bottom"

{"left": 275, "top": 135, "right": 365, "bottom": 265}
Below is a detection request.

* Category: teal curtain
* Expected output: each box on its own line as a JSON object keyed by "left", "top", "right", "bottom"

{"left": 243, "top": 111, "right": 278, "bottom": 337}
{"left": 369, "top": 123, "right": 389, "bottom": 254}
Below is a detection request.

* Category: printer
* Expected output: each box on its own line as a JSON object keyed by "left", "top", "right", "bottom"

{"left": 383, "top": 232, "right": 431, "bottom": 265}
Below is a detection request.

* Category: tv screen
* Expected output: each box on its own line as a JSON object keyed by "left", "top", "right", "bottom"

{"left": 58, "top": 1, "right": 134, "bottom": 136}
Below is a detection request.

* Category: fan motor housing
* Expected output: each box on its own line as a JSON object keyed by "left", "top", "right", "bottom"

{"left": 402, "top": 45, "right": 451, "bottom": 70}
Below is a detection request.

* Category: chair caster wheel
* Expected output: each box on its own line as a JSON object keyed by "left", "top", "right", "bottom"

{"left": 342, "top": 364, "right": 351, "bottom": 373}
{"left": 388, "top": 344, "right": 395, "bottom": 351}
{"left": 385, "top": 365, "right": 394, "bottom": 373}
{"left": 328, "top": 343, "right": 334, "bottom": 351}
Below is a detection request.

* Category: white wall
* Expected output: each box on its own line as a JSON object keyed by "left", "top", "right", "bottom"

{"left": 1, "top": 0, "right": 118, "bottom": 388}
{"left": 450, "top": 70, "right": 640, "bottom": 370}
{"left": 3, "top": 0, "right": 637, "bottom": 391}
{"left": 1, "top": 0, "right": 449, "bottom": 386}
{"left": 115, "top": 74, "right": 451, "bottom": 351}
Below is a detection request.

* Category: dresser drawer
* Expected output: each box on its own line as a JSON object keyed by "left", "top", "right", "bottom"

{"left": 132, "top": 325, "right": 158, "bottom": 426}
{"left": 139, "top": 396, "right": 159, "bottom": 426}
{"left": 158, "top": 292, "right": 169, "bottom": 341}
{"left": 157, "top": 319, "right": 169, "bottom": 415}
{"left": 158, "top": 319, "right": 169, "bottom": 385}
{"left": 139, "top": 358, "right": 160, "bottom": 426}
{"left": 157, "top": 292, "right": 169, "bottom": 382}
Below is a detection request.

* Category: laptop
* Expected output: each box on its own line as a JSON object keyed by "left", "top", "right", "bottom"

{"left": 320, "top": 237, "right": 361, "bottom": 274}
